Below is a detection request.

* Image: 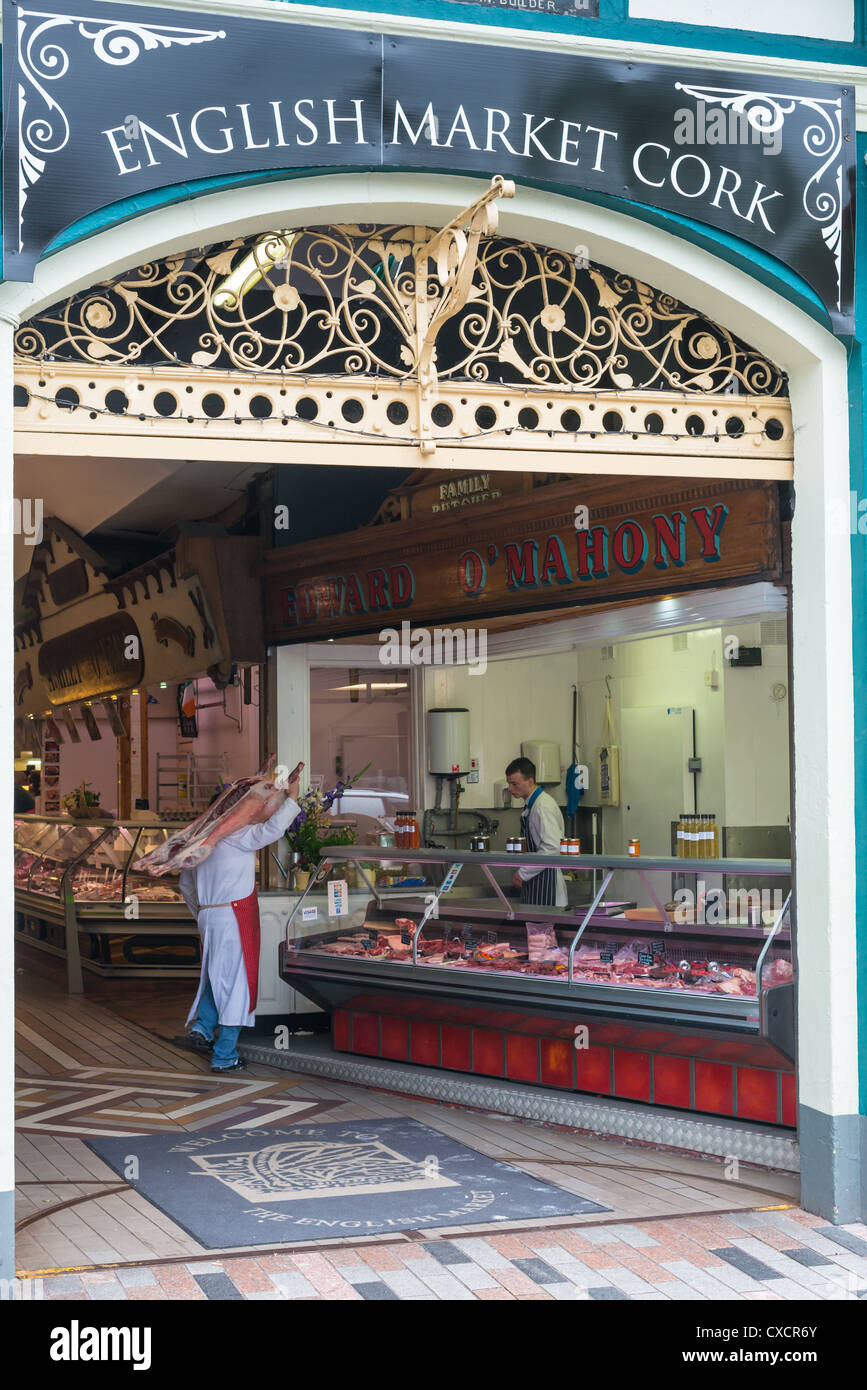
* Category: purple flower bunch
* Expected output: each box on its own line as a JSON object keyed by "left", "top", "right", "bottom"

{"left": 284, "top": 763, "right": 371, "bottom": 868}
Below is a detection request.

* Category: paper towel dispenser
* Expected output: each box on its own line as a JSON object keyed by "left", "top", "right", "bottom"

{"left": 521, "top": 740, "right": 561, "bottom": 784}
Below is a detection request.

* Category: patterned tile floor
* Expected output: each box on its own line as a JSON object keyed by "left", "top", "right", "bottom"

{"left": 36, "top": 1213, "right": 867, "bottom": 1301}
{"left": 17, "top": 945, "right": 866, "bottom": 1302}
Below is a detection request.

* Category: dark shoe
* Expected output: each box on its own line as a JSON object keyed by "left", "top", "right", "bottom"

{"left": 173, "top": 1031, "right": 213, "bottom": 1054}
{"left": 211, "top": 1057, "right": 247, "bottom": 1073}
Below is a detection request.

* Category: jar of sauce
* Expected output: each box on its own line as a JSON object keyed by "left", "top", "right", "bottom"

{"left": 628, "top": 838, "right": 640, "bottom": 856}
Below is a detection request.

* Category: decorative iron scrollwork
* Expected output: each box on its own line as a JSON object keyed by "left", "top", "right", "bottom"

{"left": 15, "top": 224, "right": 787, "bottom": 397}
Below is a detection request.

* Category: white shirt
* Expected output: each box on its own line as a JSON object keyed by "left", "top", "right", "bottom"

{"left": 180, "top": 795, "right": 300, "bottom": 1027}
{"left": 179, "top": 796, "right": 300, "bottom": 914}
{"left": 517, "top": 787, "right": 568, "bottom": 908}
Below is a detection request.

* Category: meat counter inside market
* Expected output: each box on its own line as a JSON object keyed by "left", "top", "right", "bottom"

{"left": 13, "top": 464, "right": 795, "bottom": 1129}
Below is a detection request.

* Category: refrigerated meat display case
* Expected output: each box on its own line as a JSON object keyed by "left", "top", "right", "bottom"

{"left": 279, "top": 846, "right": 796, "bottom": 1128}
{"left": 14, "top": 815, "right": 200, "bottom": 989}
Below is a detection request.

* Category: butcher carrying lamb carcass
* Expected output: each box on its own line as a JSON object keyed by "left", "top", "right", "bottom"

{"left": 136, "top": 756, "right": 303, "bottom": 1073}
{"left": 132, "top": 756, "right": 302, "bottom": 875}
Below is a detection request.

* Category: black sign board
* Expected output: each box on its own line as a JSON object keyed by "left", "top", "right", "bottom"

{"left": 177, "top": 681, "right": 197, "bottom": 739}
{"left": 1, "top": 2, "right": 855, "bottom": 330}
{"left": 638, "top": 949, "right": 655, "bottom": 966}
{"left": 441, "top": 1, "right": 598, "bottom": 15}
{"left": 600, "top": 948, "right": 614, "bottom": 963}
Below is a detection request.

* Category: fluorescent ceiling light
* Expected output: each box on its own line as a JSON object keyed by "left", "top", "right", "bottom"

{"left": 330, "top": 681, "right": 408, "bottom": 691}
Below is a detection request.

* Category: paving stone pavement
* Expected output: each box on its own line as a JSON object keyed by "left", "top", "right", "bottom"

{"left": 34, "top": 1212, "right": 867, "bottom": 1301}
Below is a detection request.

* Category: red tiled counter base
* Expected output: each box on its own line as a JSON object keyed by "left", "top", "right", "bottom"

{"left": 335, "top": 1006, "right": 796, "bottom": 1128}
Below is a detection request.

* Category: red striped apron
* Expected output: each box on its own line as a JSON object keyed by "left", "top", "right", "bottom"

{"left": 231, "top": 888, "right": 261, "bottom": 1014}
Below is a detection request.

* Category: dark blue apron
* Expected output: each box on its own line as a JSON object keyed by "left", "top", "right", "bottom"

{"left": 520, "top": 786, "right": 558, "bottom": 907}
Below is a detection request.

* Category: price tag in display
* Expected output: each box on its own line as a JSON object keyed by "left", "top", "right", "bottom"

{"left": 400, "top": 931, "right": 412, "bottom": 946}
{"left": 440, "top": 863, "right": 463, "bottom": 893}
{"left": 600, "top": 948, "right": 615, "bottom": 963}
{"left": 651, "top": 939, "right": 666, "bottom": 955}
{"left": 327, "top": 879, "right": 349, "bottom": 918}
{"left": 487, "top": 931, "right": 497, "bottom": 945}
{"left": 362, "top": 938, "right": 374, "bottom": 951}
{"left": 638, "top": 950, "right": 655, "bottom": 966}
{"left": 301, "top": 905, "right": 318, "bottom": 922}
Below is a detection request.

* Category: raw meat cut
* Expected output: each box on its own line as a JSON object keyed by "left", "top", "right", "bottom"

{"left": 526, "top": 921, "right": 558, "bottom": 961}
{"left": 763, "top": 958, "right": 794, "bottom": 987}
{"left": 132, "top": 757, "right": 303, "bottom": 876}
{"left": 300, "top": 927, "right": 789, "bottom": 999}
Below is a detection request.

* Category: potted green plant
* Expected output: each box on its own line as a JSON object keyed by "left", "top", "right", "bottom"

{"left": 61, "top": 781, "right": 103, "bottom": 820}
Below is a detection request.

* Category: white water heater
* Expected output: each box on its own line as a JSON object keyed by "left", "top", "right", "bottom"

{"left": 521, "top": 740, "right": 561, "bottom": 784}
{"left": 428, "top": 708, "right": 470, "bottom": 775}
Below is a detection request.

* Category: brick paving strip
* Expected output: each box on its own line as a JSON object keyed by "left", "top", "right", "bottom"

{"left": 35, "top": 1212, "right": 867, "bottom": 1302}
{"left": 16, "top": 1201, "right": 803, "bottom": 1280}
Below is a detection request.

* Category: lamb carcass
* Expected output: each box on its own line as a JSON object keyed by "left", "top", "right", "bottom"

{"left": 132, "top": 757, "right": 303, "bottom": 876}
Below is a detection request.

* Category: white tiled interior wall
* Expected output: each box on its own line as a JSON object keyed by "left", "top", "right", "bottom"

{"left": 722, "top": 621, "right": 791, "bottom": 826}
{"left": 628, "top": 0, "right": 853, "bottom": 41}
{"left": 422, "top": 622, "right": 791, "bottom": 851}
{"left": 424, "top": 650, "right": 577, "bottom": 809}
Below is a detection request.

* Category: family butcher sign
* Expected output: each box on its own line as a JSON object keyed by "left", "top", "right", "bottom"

{"left": 0, "top": 0, "right": 855, "bottom": 329}
{"left": 262, "top": 479, "right": 781, "bottom": 642}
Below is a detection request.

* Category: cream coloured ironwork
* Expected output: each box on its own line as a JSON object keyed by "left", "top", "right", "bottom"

{"left": 13, "top": 190, "right": 791, "bottom": 475}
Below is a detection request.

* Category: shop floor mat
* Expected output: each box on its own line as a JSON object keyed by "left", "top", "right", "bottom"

{"left": 86, "top": 1116, "right": 609, "bottom": 1247}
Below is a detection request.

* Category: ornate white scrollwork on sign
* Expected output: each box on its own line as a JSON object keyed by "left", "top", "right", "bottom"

{"left": 674, "top": 83, "right": 844, "bottom": 313}
{"left": 14, "top": 8, "right": 227, "bottom": 251}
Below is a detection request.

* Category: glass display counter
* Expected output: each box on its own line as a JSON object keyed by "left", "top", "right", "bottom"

{"left": 279, "top": 847, "right": 796, "bottom": 1128}
{"left": 14, "top": 815, "right": 198, "bottom": 985}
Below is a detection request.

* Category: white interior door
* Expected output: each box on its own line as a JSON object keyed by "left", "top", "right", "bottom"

{"left": 620, "top": 706, "right": 695, "bottom": 857}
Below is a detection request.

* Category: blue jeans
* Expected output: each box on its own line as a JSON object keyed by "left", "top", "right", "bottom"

{"left": 190, "top": 980, "right": 242, "bottom": 1067}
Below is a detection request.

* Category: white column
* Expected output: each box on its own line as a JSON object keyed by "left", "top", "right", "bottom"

{"left": 0, "top": 311, "right": 18, "bottom": 1278}
{"left": 274, "top": 643, "right": 311, "bottom": 782}
{"left": 789, "top": 350, "right": 861, "bottom": 1220}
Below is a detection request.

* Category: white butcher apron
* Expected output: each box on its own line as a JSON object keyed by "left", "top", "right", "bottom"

{"left": 179, "top": 796, "right": 300, "bottom": 1029}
